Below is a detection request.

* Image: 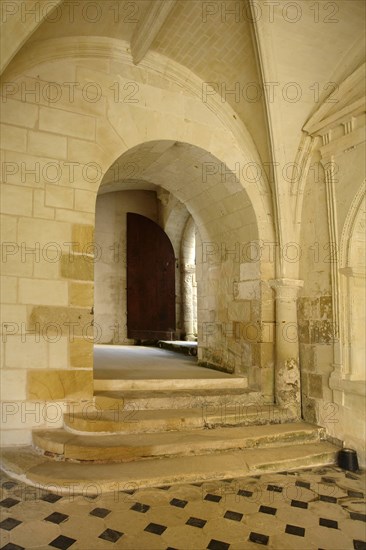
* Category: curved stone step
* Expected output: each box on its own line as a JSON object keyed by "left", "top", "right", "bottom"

{"left": 93, "top": 377, "right": 248, "bottom": 391}
{"left": 33, "top": 423, "right": 323, "bottom": 462}
{"left": 94, "top": 387, "right": 261, "bottom": 411}
{"left": 1, "top": 441, "right": 339, "bottom": 495}
{"left": 64, "top": 404, "right": 294, "bottom": 434}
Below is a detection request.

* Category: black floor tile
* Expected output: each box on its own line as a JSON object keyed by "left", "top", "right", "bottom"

{"left": 1, "top": 482, "right": 17, "bottom": 490}
{"left": 237, "top": 489, "right": 253, "bottom": 498}
{"left": 319, "top": 518, "right": 338, "bottom": 529}
{"left": 249, "top": 532, "right": 269, "bottom": 545}
{"left": 348, "top": 490, "right": 364, "bottom": 498}
{"left": 130, "top": 502, "right": 150, "bottom": 513}
{"left": 346, "top": 473, "right": 360, "bottom": 480}
{"left": 44, "top": 512, "right": 69, "bottom": 524}
{"left": 353, "top": 540, "right": 366, "bottom": 550}
{"left": 319, "top": 495, "right": 337, "bottom": 503}
{"left": 170, "top": 498, "right": 188, "bottom": 508}
{"left": 90, "top": 507, "right": 111, "bottom": 518}
{"left": 98, "top": 528, "right": 123, "bottom": 543}
{"left": 224, "top": 510, "right": 243, "bottom": 522}
{"left": 1, "top": 544, "right": 25, "bottom": 550}
{"left": 49, "top": 535, "right": 76, "bottom": 550}
{"left": 204, "top": 493, "right": 222, "bottom": 503}
{"left": 259, "top": 505, "right": 276, "bottom": 515}
{"left": 350, "top": 512, "right": 366, "bottom": 522}
{"left": 144, "top": 522, "right": 167, "bottom": 535}
{"left": 0, "top": 518, "right": 22, "bottom": 531}
{"left": 159, "top": 486, "right": 171, "bottom": 490}
{"left": 285, "top": 524, "right": 305, "bottom": 537}
{"left": 321, "top": 477, "right": 336, "bottom": 484}
{"left": 291, "top": 499, "right": 308, "bottom": 509}
{"left": 295, "top": 480, "right": 311, "bottom": 489}
{"left": 0, "top": 498, "right": 20, "bottom": 508}
{"left": 41, "top": 493, "right": 62, "bottom": 503}
{"left": 267, "top": 484, "right": 283, "bottom": 493}
{"left": 207, "top": 539, "right": 230, "bottom": 550}
{"left": 186, "top": 517, "right": 207, "bottom": 528}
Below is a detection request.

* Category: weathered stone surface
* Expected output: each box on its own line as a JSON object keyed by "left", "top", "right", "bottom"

{"left": 69, "top": 338, "right": 93, "bottom": 369}
{"left": 29, "top": 306, "right": 93, "bottom": 337}
{"left": 71, "top": 224, "right": 94, "bottom": 252}
{"left": 310, "top": 320, "right": 335, "bottom": 344}
{"left": 302, "top": 396, "right": 317, "bottom": 425}
{"left": 69, "top": 282, "right": 94, "bottom": 307}
{"left": 298, "top": 320, "right": 310, "bottom": 344}
{"left": 320, "top": 295, "right": 333, "bottom": 320}
{"left": 61, "top": 254, "right": 94, "bottom": 281}
{"left": 299, "top": 344, "right": 315, "bottom": 371}
{"left": 276, "top": 358, "right": 301, "bottom": 414}
{"left": 309, "top": 373, "right": 323, "bottom": 399}
{"left": 27, "top": 370, "right": 93, "bottom": 400}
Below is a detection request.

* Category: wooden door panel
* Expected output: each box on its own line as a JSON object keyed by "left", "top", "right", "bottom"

{"left": 127, "top": 213, "right": 176, "bottom": 340}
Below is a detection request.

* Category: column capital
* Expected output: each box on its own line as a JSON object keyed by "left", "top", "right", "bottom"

{"left": 269, "top": 278, "right": 304, "bottom": 299}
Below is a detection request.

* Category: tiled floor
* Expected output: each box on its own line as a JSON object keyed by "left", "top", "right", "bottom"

{"left": 0, "top": 466, "right": 365, "bottom": 549}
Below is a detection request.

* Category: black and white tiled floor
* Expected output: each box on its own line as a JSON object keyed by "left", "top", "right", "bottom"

{"left": 0, "top": 466, "right": 365, "bottom": 549}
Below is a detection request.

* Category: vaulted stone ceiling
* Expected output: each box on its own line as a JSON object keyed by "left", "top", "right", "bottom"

{"left": 2, "top": 0, "right": 365, "bottom": 200}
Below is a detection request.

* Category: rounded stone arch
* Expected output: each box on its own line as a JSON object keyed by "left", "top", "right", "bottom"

{"left": 3, "top": 35, "right": 274, "bottom": 243}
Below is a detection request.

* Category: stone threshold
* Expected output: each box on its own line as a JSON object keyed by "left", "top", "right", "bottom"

{"left": 1, "top": 441, "right": 339, "bottom": 495}
{"left": 32, "top": 422, "right": 325, "bottom": 462}
{"left": 93, "top": 376, "right": 248, "bottom": 391}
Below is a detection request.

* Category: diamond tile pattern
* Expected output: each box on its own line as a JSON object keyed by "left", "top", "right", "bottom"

{"left": 0, "top": 466, "right": 364, "bottom": 549}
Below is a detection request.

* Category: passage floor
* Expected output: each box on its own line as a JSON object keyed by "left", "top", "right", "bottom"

{"left": 0, "top": 465, "right": 365, "bottom": 549}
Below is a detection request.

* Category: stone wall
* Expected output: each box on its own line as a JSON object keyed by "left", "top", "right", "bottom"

{"left": 300, "top": 110, "right": 366, "bottom": 465}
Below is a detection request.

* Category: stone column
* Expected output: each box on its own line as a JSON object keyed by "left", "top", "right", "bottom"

{"left": 182, "top": 264, "right": 196, "bottom": 341}
{"left": 270, "top": 278, "right": 304, "bottom": 417}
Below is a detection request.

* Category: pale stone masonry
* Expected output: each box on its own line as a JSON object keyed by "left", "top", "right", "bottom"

{"left": 0, "top": 0, "right": 365, "bottom": 469}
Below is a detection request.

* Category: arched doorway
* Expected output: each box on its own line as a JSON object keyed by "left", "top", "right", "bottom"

{"left": 94, "top": 139, "right": 274, "bottom": 390}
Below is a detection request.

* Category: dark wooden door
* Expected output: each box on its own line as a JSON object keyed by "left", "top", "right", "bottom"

{"left": 127, "top": 213, "right": 176, "bottom": 340}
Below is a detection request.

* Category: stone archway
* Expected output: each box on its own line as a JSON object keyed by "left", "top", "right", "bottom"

{"left": 0, "top": 42, "right": 276, "bottom": 444}
{"left": 95, "top": 139, "right": 274, "bottom": 381}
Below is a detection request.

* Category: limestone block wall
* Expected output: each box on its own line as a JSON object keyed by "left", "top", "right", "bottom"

{"left": 196, "top": 229, "right": 275, "bottom": 400}
{"left": 94, "top": 190, "right": 158, "bottom": 344}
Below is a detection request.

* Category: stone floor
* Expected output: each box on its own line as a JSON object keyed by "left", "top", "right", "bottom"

{"left": 0, "top": 466, "right": 365, "bottom": 549}
{"left": 93, "top": 345, "right": 235, "bottom": 380}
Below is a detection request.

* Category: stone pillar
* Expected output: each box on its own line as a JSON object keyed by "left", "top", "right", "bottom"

{"left": 270, "top": 278, "right": 304, "bottom": 417}
{"left": 182, "top": 264, "right": 196, "bottom": 340}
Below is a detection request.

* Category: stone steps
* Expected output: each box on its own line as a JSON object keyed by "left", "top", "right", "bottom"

{"left": 93, "top": 376, "right": 248, "bottom": 392}
{"left": 94, "top": 388, "right": 262, "bottom": 411}
{"left": 63, "top": 404, "right": 294, "bottom": 434}
{"left": 32, "top": 422, "right": 324, "bottom": 462}
{"left": 1, "top": 441, "right": 339, "bottom": 495}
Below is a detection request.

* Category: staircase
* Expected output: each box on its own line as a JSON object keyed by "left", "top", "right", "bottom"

{"left": 1, "top": 380, "right": 340, "bottom": 494}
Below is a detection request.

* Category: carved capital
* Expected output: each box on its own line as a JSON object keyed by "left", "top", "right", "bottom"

{"left": 269, "top": 278, "right": 303, "bottom": 300}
